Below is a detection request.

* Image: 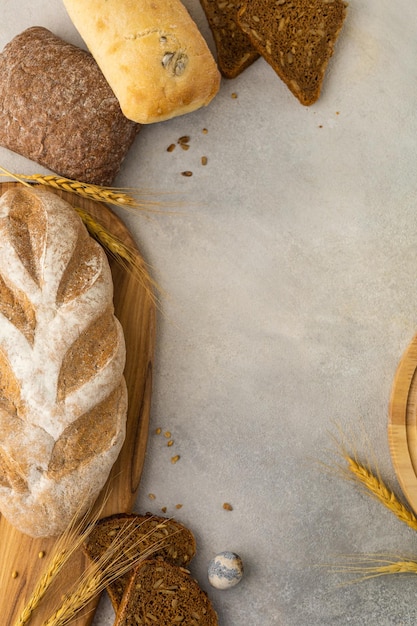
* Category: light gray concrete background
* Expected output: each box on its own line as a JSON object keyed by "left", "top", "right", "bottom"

{"left": 2, "top": 1, "right": 417, "bottom": 624}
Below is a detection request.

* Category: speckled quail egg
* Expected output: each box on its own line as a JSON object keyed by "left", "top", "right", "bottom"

{"left": 208, "top": 551, "right": 244, "bottom": 589}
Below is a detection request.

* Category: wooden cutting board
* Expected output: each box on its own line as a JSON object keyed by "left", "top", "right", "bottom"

{"left": 389, "top": 332, "right": 417, "bottom": 514}
{"left": 0, "top": 182, "right": 156, "bottom": 626}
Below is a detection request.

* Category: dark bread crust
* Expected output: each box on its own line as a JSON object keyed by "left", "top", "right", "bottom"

{"left": 199, "top": 0, "right": 259, "bottom": 78}
{"left": 0, "top": 27, "right": 140, "bottom": 185}
{"left": 238, "top": 0, "right": 347, "bottom": 105}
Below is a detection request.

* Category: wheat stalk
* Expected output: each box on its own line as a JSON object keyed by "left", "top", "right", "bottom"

{"left": 13, "top": 493, "right": 111, "bottom": 626}
{"left": 41, "top": 520, "right": 178, "bottom": 626}
{"left": 342, "top": 455, "right": 417, "bottom": 532}
{"left": 0, "top": 167, "right": 169, "bottom": 212}
{"left": 327, "top": 554, "right": 417, "bottom": 585}
{"left": 75, "top": 206, "right": 162, "bottom": 307}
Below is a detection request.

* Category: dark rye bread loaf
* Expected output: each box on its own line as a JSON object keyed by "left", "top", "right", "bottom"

{"left": 0, "top": 27, "right": 140, "bottom": 185}
{"left": 238, "top": 0, "right": 347, "bottom": 105}
{"left": 115, "top": 559, "right": 218, "bottom": 626}
{"left": 199, "top": 0, "right": 259, "bottom": 78}
{"left": 83, "top": 513, "right": 197, "bottom": 611}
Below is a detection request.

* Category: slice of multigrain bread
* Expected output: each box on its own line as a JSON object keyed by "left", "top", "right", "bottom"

{"left": 199, "top": 0, "right": 259, "bottom": 78}
{"left": 83, "top": 513, "right": 196, "bottom": 611}
{"left": 238, "top": 0, "right": 347, "bottom": 105}
{"left": 115, "top": 559, "right": 219, "bottom": 626}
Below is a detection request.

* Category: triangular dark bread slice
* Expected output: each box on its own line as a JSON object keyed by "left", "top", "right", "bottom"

{"left": 238, "top": 0, "right": 347, "bottom": 105}
{"left": 83, "top": 513, "right": 196, "bottom": 611}
{"left": 115, "top": 559, "right": 218, "bottom": 626}
{"left": 199, "top": 0, "right": 259, "bottom": 78}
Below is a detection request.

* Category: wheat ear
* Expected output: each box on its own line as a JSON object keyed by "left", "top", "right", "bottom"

{"left": 75, "top": 206, "right": 161, "bottom": 307}
{"left": 343, "top": 455, "right": 417, "bottom": 532}
{"left": 328, "top": 554, "right": 417, "bottom": 584}
{"left": 13, "top": 494, "right": 110, "bottom": 626}
{"left": 41, "top": 520, "right": 179, "bottom": 626}
{"left": 0, "top": 167, "right": 175, "bottom": 212}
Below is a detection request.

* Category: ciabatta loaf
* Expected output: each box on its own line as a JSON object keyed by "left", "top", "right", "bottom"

{"left": 62, "top": 0, "right": 221, "bottom": 124}
{"left": 0, "top": 187, "right": 127, "bottom": 537}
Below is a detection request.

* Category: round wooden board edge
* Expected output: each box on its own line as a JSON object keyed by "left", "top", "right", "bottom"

{"left": 388, "top": 332, "right": 417, "bottom": 514}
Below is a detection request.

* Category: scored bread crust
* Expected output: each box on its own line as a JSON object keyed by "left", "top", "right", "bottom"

{"left": 62, "top": 0, "right": 221, "bottom": 124}
{"left": 0, "top": 187, "right": 127, "bottom": 537}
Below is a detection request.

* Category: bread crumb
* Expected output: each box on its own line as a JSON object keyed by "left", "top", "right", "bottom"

{"left": 161, "top": 506, "right": 167, "bottom": 513}
{"left": 223, "top": 502, "right": 233, "bottom": 511}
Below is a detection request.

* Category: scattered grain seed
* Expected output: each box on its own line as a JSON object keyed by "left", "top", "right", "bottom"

{"left": 155, "top": 427, "right": 162, "bottom": 435}
{"left": 223, "top": 502, "right": 233, "bottom": 511}
{"left": 153, "top": 578, "right": 164, "bottom": 589}
{"left": 12, "top": 571, "right": 18, "bottom": 579}
{"left": 180, "top": 143, "right": 190, "bottom": 150}
{"left": 231, "top": 92, "right": 238, "bottom": 98}
{"left": 38, "top": 551, "right": 46, "bottom": 559}
{"left": 167, "top": 439, "right": 174, "bottom": 447}
{"left": 201, "top": 156, "right": 208, "bottom": 166}
{"left": 161, "top": 506, "right": 167, "bottom": 513}
{"left": 171, "top": 455, "right": 181, "bottom": 464}
{"left": 202, "top": 128, "right": 208, "bottom": 134}
{"left": 175, "top": 504, "right": 183, "bottom": 509}
{"left": 178, "top": 135, "right": 190, "bottom": 144}
{"left": 164, "top": 431, "right": 171, "bottom": 438}
{"left": 181, "top": 171, "right": 193, "bottom": 177}
{"left": 148, "top": 493, "right": 156, "bottom": 500}
{"left": 167, "top": 143, "right": 176, "bottom": 152}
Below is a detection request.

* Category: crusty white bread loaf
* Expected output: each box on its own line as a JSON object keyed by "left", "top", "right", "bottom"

{"left": 0, "top": 186, "right": 127, "bottom": 537}
{"left": 62, "top": 0, "right": 221, "bottom": 124}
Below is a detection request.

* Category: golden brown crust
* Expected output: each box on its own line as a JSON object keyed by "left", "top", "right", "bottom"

{"left": 63, "top": 0, "right": 221, "bottom": 124}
